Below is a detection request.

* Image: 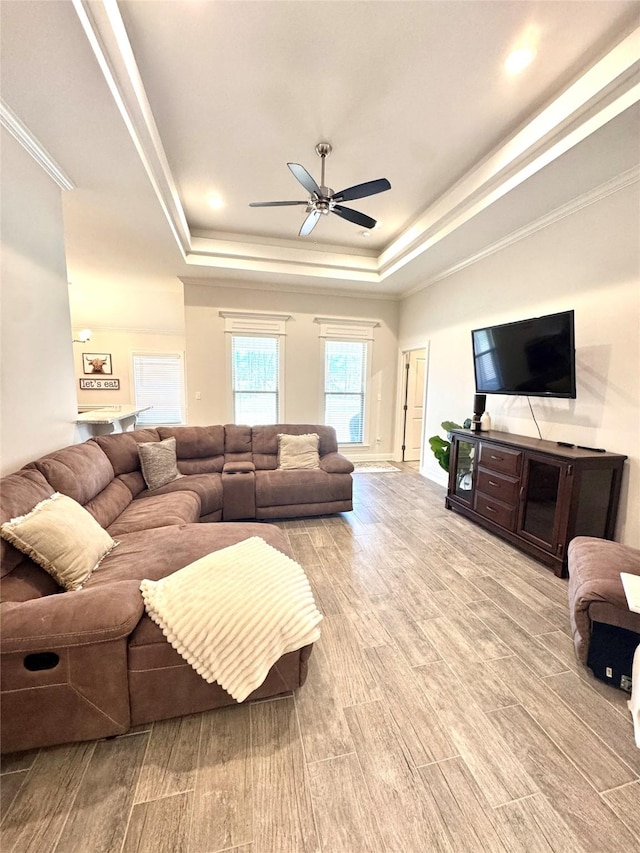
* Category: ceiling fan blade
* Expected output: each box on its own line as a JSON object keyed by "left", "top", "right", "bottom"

{"left": 333, "top": 204, "right": 377, "bottom": 229}
{"left": 249, "top": 200, "right": 309, "bottom": 207}
{"left": 288, "top": 163, "right": 321, "bottom": 197}
{"left": 332, "top": 178, "right": 391, "bottom": 203}
{"left": 299, "top": 209, "right": 321, "bottom": 237}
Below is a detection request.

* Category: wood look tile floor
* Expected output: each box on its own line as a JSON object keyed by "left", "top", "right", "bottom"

{"left": 2, "top": 466, "right": 638, "bottom": 852}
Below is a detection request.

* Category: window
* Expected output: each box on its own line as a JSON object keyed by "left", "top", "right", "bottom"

{"left": 324, "top": 339, "right": 367, "bottom": 443}
{"left": 232, "top": 335, "right": 279, "bottom": 424}
{"left": 316, "top": 316, "right": 378, "bottom": 445}
{"left": 132, "top": 352, "right": 184, "bottom": 426}
{"left": 220, "top": 311, "right": 289, "bottom": 425}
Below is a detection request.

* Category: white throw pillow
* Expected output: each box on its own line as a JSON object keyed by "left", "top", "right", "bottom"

{"left": 277, "top": 433, "right": 320, "bottom": 470}
{"left": 138, "top": 437, "right": 183, "bottom": 490}
{"left": 0, "top": 492, "right": 117, "bottom": 590}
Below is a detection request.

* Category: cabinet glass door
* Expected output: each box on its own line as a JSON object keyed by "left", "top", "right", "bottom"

{"left": 519, "top": 457, "right": 563, "bottom": 548}
{"left": 452, "top": 439, "right": 475, "bottom": 505}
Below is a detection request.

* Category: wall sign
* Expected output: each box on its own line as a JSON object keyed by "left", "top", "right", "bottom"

{"left": 79, "top": 378, "right": 120, "bottom": 390}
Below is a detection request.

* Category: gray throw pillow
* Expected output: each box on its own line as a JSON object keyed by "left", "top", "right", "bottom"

{"left": 138, "top": 437, "right": 183, "bottom": 490}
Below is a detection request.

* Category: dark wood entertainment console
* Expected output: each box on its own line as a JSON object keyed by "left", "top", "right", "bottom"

{"left": 445, "top": 429, "right": 627, "bottom": 577}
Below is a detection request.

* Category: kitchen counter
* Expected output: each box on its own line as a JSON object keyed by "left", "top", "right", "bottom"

{"left": 76, "top": 405, "right": 151, "bottom": 434}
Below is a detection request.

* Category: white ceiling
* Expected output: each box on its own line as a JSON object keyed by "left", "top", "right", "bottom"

{"left": 1, "top": 0, "right": 639, "bottom": 298}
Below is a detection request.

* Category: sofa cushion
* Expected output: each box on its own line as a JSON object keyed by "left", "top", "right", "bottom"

{"left": 138, "top": 536, "right": 322, "bottom": 702}
{"left": 252, "top": 424, "right": 339, "bottom": 470}
{"left": 224, "top": 424, "right": 253, "bottom": 465}
{"left": 83, "top": 478, "right": 134, "bottom": 529}
{"left": 106, "top": 491, "right": 201, "bottom": 537}
{"left": 0, "top": 469, "right": 55, "bottom": 579}
{"left": 26, "top": 441, "right": 115, "bottom": 506}
{"left": 93, "top": 430, "right": 160, "bottom": 475}
{"left": 88, "top": 521, "right": 290, "bottom": 586}
{"left": 136, "top": 473, "right": 223, "bottom": 518}
{"left": 278, "top": 433, "right": 320, "bottom": 470}
{"left": 138, "top": 437, "right": 183, "bottom": 490}
{"left": 225, "top": 424, "right": 252, "bottom": 454}
{"left": 0, "top": 493, "right": 117, "bottom": 591}
{"left": 0, "top": 466, "right": 62, "bottom": 603}
{"left": 118, "top": 471, "right": 146, "bottom": 498}
{"left": 255, "top": 469, "right": 353, "bottom": 508}
{"left": 0, "top": 561, "right": 61, "bottom": 603}
{"left": 159, "top": 425, "right": 224, "bottom": 473}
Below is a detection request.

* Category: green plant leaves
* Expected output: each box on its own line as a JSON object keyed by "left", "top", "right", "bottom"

{"left": 428, "top": 420, "right": 463, "bottom": 471}
{"left": 428, "top": 435, "right": 451, "bottom": 471}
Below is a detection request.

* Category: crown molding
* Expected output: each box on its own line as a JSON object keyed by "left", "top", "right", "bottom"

{"left": 0, "top": 99, "right": 75, "bottom": 190}
{"left": 379, "top": 27, "right": 640, "bottom": 282}
{"left": 72, "top": 0, "right": 191, "bottom": 258}
{"left": 73, "top": 322, "right": 183, "bottom": 335}
{"left": 180, "top": 276, "right": 400, "bottom": 302}
{"left": 187, "top": 234, "right": 380, "bottom": 282}
{"left": 402, "top": 165, "right": 640, "bottom": 300}
{"left": 71, "top": 4, "right": 639, "bottom": 290}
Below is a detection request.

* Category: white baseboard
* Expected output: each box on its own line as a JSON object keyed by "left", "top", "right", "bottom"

{"left": 343, "top": 453, "right": 396, "bottom": 463}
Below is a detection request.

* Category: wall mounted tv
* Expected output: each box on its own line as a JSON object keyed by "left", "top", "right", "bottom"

{"left": 471, "top": 310, "right": 576, "bottom": 399}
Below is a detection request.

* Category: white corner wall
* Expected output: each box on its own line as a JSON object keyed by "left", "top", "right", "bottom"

{"left": 0, "top": 130, "right": 78, "bottom": 474}
{"left": 399, "top": 182, "right": 640, "bottom": 547}
{"left": 184, "top": 282, "right": 400, "bottom": 458}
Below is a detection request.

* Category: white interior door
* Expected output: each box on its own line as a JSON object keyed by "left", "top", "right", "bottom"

{"left": 404, "top": 348, "right": 426, "bottom": 462}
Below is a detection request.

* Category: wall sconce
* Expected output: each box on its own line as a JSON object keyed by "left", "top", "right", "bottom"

{"left": 73, "top": 328, "right": 92, "bottom": 343}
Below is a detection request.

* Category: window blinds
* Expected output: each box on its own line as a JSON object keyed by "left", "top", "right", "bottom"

{"left": 232, "top": 335, "right": 279, "bottom": 424}
{"left": 132, "top": 353, "right": 184, "bottom": 426}
{"left": 324, "top": 340, "right": 366, "bottom": 443}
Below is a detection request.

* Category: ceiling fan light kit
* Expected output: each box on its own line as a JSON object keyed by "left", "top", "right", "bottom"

{"left": 249, "top": 142, "right": 391, "bottom": 237}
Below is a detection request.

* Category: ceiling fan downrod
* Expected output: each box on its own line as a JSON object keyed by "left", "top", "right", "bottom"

{"left": 315, "top": 142, "right": 332, "bottom": 205}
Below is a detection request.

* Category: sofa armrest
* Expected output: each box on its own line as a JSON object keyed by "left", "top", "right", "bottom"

{"left": 223, "top": 461, "right": 256, "bottom": 474}
{"left": 1, "top": 581, "right": 144, "bottom": 653}
{"left": 319, "top": 452, "right": 354, "bottom": 474}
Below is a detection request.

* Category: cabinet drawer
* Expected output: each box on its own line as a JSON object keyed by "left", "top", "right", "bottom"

{"left": 476, "top": 468, "right": 520, "bottom": 506}
{"left": 474, "top": 493, "right": 516, "bottom": 531}
{"left": 478, "top": 443, "right": 522, "bottom": 476}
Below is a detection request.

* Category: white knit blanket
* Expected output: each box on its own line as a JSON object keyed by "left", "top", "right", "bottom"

{"left": 139, "top": 537, "right": 322, "bottom": 702}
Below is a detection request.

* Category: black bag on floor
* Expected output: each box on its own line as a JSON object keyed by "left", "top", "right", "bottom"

{"left": 587, "top": 621, "right": 639, "bottom": 692}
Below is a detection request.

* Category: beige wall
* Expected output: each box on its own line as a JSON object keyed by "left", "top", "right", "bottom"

{"left": 399, "top": 182, "right": 640, "bottom": 547}
{"left": 72, "top": 329, "right": 185, "bottom": 409}
{"left": 184, "top": 282, "right": 400, "bottom": 458}
{"left": 69, "top": 281, "right": 185, "bottom": 410}
{"left": 0, "top": 130, "right": 78, "bottom": 474}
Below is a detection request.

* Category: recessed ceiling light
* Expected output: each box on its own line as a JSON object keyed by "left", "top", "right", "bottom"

{"left": 505, "top": 46, "right": 536, "bottom": 75}
{"left": 361, "top": 230, "right": 371, "bottom": 238}
{"left": 207, "top": 193, "right": 224, "bottom": 210}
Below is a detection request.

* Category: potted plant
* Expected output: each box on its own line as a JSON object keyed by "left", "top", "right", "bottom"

{"left": 428, "top": 420, "right": 474, "bottom": 485}
{"left": 428, "top": 420, "right": 462, "bottom": 472}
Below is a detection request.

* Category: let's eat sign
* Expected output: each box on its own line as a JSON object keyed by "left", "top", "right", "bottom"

{"left": 79, "top": 378, "right": 120, "bottom": 390}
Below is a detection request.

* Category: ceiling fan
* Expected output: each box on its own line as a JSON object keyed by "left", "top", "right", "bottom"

{"left": 249, "top": 143, "right": 391, "bottom": 237}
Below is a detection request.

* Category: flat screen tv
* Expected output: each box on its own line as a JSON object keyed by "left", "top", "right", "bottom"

{"left": 471, "top": 310, "right": 576, "bottom": 398}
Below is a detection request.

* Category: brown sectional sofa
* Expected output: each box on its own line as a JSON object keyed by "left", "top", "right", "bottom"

{"left": 1, "top": 423, "right": 353, "bottom": 754}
